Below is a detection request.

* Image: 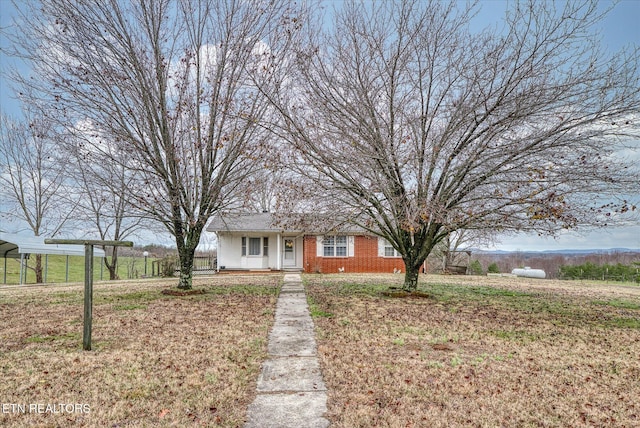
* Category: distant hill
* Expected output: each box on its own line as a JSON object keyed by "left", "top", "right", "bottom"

{"left": 465, "top": 248, "right": 640, "bottom": 279}
{"left": 474, "top": 248, "right": 640, "bottom": 255}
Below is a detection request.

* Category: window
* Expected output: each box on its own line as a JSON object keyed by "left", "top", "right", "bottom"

{"left": 249, "top": 237, "right": 261, "bottom": 256}
{"left": 323, "top": 236, "right": 334, "bottom": 256}
{"left": 383, "top": 239, "right": 401, "bottom": 257}
{"left": 323, "top": 235, "right": 347, "bottom": 257}
{"left": 336, "top": 236, "right": 347, "bottom": 256}
{"left": 242, "top": 237, "right": 268, "bottom": 257}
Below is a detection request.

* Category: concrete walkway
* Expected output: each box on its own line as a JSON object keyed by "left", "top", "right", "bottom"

{"left": 245, "top": 273, "right": 329, "bottom": 428}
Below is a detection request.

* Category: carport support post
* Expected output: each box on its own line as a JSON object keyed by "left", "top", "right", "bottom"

{"left": 45, "top": 239, "right": 133, "bottom": 351}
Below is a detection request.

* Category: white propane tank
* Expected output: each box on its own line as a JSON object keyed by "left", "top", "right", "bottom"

{"left": 511, "top": 266, "right": 546, "bottom": 279}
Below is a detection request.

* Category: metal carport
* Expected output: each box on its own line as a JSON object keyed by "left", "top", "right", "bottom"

{"left": 0, "top": 232, "right": 105, "bottom": 284}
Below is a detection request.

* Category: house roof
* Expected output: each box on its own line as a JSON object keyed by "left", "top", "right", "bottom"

{"left": 207, "top": 212, "right": 369, "bottom": 235}
{"left": 0, "top": 232, "right": 106, "bottom": 259}
{"left": 207, "top": 213, "right": 289, "bottom": 233}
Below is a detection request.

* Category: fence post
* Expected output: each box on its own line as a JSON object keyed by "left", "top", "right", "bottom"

{"left": 83, "top": 244, "right": 94, "bottom": 350}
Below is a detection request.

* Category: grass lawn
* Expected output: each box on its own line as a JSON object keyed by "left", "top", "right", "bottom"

{"left": 2, "top": 273, "right": 639, "bottom": 427}
{"left": 0, "top": 275, "right": 281, "bottom": 427}
{"left": 304, "top": 274, "right": 640, "bottom": 428}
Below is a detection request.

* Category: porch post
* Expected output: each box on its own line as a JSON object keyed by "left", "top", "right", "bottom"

{"left": 216, "top": 232, "right": 221, "bottom": 271}
{"left": 276, "top": 233, "right": 282, "bottom": 270}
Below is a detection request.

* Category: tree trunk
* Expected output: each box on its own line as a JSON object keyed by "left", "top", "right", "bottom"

{"left": 402, "top": 261, "right": 422, "bottom": 292}
{"left": 174, "top": 216, "right": 205, "bottom": 290}
{"left": 177, "top": 249, "right": 195, "bottom": 290}
{"left": 106, "top": 263, "right": 118, "bottom": 280}
{"left": 399, "top": 232, "right": 433, "bottom": 292}
{"left": 35, "top": 254, "right": 44, "bottom": 284}
{"left": 105, "top": 248, "right": 119, "bottom": 280}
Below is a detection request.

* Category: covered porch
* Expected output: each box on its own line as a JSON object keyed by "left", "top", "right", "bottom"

{"left": 215, "top": 232, "right": 304, "bottom": 272}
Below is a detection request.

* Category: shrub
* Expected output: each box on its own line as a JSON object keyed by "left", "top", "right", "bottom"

{"left": 469, "top": 260, "right": 484, "bottom": 275}
{"left": 487, "top": 263, "right": 500, "bottom": 274}
{"left": 159, "top": 256, "right": 178, "bottom": 277}
{"left": 558, "top": 262, "right": 640, "bottom": 282}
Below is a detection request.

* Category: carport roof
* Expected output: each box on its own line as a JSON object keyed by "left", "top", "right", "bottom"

{"left": 0, "top": 232, "right": 106, "bottom": 258}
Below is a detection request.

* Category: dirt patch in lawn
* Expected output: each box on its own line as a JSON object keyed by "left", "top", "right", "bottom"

{"left": 0, "top": 275, "right": 281, "bottom": 427}
{"left": 305, "top": 273, "right": 640, "bottom": 428}
{"left": 381, "top": 289, "right": 434, "bottom": 299}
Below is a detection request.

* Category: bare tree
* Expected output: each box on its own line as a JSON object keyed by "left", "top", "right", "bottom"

{"left": 429, "top": 229, "right": 495, "bottom": 273}
{"left": 65, "top": 133, "right": 149, "bottom": 280}
{"left": 0, "top": 112, "right": 77, "bottom": 283}
{"left": 262, "top": 0, "right": 640, "bottom": 290}
{"left": 8, "top": 0, "right": 297, "bottom": 289}
{"left": 246, "top": 165, "right": 292, "bottom": 213}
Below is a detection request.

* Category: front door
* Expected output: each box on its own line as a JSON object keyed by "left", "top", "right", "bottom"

{"left": 283, "top": 238, "right": 296, "bottom": 267}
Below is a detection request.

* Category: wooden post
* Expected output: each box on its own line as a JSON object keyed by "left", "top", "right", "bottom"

{"left": 84, "top": 244, "right": 94, "bottom": 350}
{"left": 45, "top": 239, "right": 133, "bottom": 351}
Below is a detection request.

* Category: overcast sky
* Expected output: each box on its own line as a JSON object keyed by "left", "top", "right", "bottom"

{"left": 1, "top": 0, "right": 638, "bottom": 251}
{"left": 472, "top": 0, "right": 640, "bottom": 251}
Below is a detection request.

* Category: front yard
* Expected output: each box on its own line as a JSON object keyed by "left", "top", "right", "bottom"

{"left": 305, "top": 274, "right": 640, "bottom": 427}
{"left": 0, "top": 276, "right": 280, "bottom": 427}
{"left": 1, "top": 273, "right": 639, "bottom": 427}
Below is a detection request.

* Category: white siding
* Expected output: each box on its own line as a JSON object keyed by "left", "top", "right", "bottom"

{"left": 348, "top": 236, "right": 355, "bottom": 257}
{"left": 378, "top": 237, "right": 385, "bottom": 257}
{"left": 217, "top": 233, "right": 278, "bottom": 270}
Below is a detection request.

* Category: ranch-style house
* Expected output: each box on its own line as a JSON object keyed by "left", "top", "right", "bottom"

{"left": 206, "top": 212, "right": 406, "bottom": 274}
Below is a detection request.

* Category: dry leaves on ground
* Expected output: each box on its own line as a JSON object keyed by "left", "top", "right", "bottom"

{"left": 0, "top": 275, "right": 281, "bottom": 427}
{"left": 306, "top": 274, "right": 640, "bottom": 428}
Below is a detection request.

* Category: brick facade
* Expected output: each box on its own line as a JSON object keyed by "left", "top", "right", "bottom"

{"left": 302, "top": 235, "right": 406, "bottom": 274}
